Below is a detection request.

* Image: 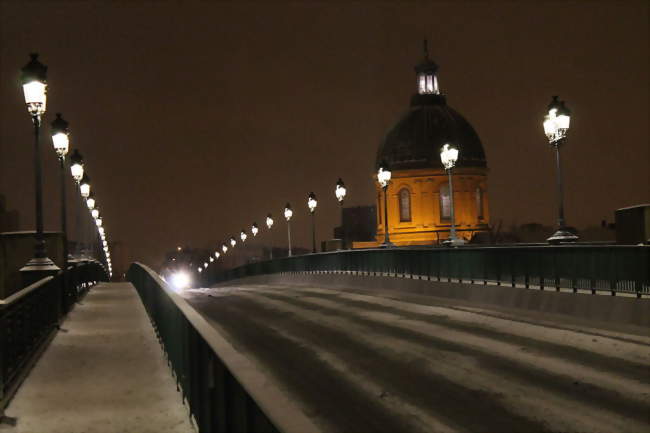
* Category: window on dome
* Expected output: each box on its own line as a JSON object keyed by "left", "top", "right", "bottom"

{"left": 476, "top": 187, "right": 484, "bottom": 220}
{"left": 399, "top": 188, "right": 411, "bottom": 222}
{"left": 440, "top": 183, "right": 451, "bottom": 220}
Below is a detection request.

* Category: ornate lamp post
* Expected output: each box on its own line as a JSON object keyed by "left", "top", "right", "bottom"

{"left": 79, "top": 174, "right": 91, "bottom": 199}
{"left": 266, "top": 213, "right": 274, "bottom": 260}
{"left": 335, "top": 178, "right": 347, "bottom": 205}
{"left": 307, "top": 192, "right": 318, "bottom": 253}
{"left": 230, "top": 237, "right": 237, "bottom": 248}
{"left": 284, "top": 203, "right": 293, "bottom": 257}
{"left": 240, "top": 229, "right": 247, "bottom": 243}
{"left": 69, "top": 149, "right": 86, "bottom": 259}
{"left": 222, "top": 244, "right": 228, "bottom": 254}
{"left": 20, "top": 53, "right": 59, "bottom": 279}
{"left": 543, "top": 96, "right": 578, "bottom": 243}
{"left": 251, "top": 223, "right": 259, "bottom": 237}
{"left": 86, "top": 192, "right": 96, "bottom": 210}
{"left": 51, "top": 113, "right": 70, "bottom": 271}
{"left": 377, "top": 161, "right": 394, "bottom": 247}
{"left": 440, "top": 143, "right": 464, "bottom": 246}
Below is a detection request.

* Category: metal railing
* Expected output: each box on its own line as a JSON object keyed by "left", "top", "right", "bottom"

{"left": 206, "top": 245, "right": 649, "bottom": 298}
{"left": 127, "top": 262, "right": 319, "bottom": 433}
{"left": 0, "top": 260, "right": 108, "bottom": 407}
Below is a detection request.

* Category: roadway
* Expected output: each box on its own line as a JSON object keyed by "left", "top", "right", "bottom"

{"left": 184, "top": 280, "right": 650, "bottom": 433}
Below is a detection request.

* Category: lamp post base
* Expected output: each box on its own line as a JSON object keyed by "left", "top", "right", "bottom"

{"left": 547, "top": 228, "right": 579, "bottom": 244}
{"left": 443, "top": 238, "right": 466, "bottom": 246}
{"left": 20, "top": 256, "right": 61, "bottom": 286}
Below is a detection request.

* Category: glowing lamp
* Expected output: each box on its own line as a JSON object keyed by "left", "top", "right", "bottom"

{"left": 95, "top": 218, "right": 103, "bottom": 227}
{"left": 240, "top": 230, "right": 247, "bottom": 242}
{"left": 91, "top": 208, "right": 100, "bottom": 219}
{"left": 69, "top": 149, "right": 84, "bottom": 183}
{"left": 440, "top": 143, "right": 459, "bottom": 170}
{"left": 215, "top": 251, "right": 220, "bottom": 259}
{"left": 50, "top": 113, "right": 69, "bottom": 158}
{"left": 20, "top": 54, "right": 47, "bottom": 117}
{"left": 266, "top": 214, "right": 274, "bottom": 229}
{"left": 543, "top": 96, "right": 571, "bottom": 144}
{"left": 222, "top": 244, "right": 228, "bottom": 253}
{"left": 79, "top": 174, "right": 91, "bottom": 198}
{"left": 86, "top": 192, "right": 96, "bottom": 210}
{"left": 377, "top": 161, "right": 392, "bottom": 188}
{"left": 307, "top": 192, "right": 317, "bottom": 213}
{"left": 230, "top": 237, "right": 236, "bottom": 247}
{"left": 284, "top": 203, "right": 293, "bottom": 221}
{"left": 251, "top": 223, "right": 259, "bottom": 236}
{"left": 335, "top": 178, "right": 347, "bottom": 203}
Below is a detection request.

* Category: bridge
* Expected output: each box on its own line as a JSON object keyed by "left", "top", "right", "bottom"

{"left": 1, "top": 246, "right": 648, "bottom": 433}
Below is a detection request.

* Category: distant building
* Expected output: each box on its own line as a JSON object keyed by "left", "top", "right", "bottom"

{"left": 333, "top": 206, "right": 377, "bottom": 248}
{"left": 368, "top": 45, "right": 490, "bottom": 246}
{"left": 616, "top": 204, "right": 650, "bottom": 244}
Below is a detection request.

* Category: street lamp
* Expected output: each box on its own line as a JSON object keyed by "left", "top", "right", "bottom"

{"left": 222, "top": 244, "right": 228, "bottom": 254}
{"left": 284, "top": 203, "right": 293, "bottom": 257}
{"left": 95, "top": 217, "right": 103, "bottom": 227}
{"left": 91, "top": 208, "right": 100, "bottom": 220}
{"left": 307, "top": 192, "right": 318, "bottom": 253}
{"left": 240, "top": 229, "right": 247, "bottom": 243}
{"left": 51, "top": 113, "right": 70, "bottom": 271}
{"left": 69, "top": 149, "right": 84, "bottom": 184}
{"left": 543, "top": 96, "right": 578, "bottom": 243}
{"left": 20, "top": 53, "right": 59, "bottom": 278}
{"left": 214, "top": 251, "right": 220, "bottom": 259}
{"left": 335, "top": 178, "right": 347, "bottom": 205}
{"left": 377, "top": 160, "right": 394, "bottom": 247}
{"left": 86, "top": 192, "right": 96, "bottom": 210}
{"left": 440, "top": 143, "right": 464, "bottom": 246}
{"left": 230, "top": 237, "right": 236, "bottom": 248}
{"left": 251, "top": 223, "right": 259, "bottom": 237}
{"left": 266, "top": 214, "right": 274, "bottom": 260}
{"left": 79, "top": 173, "right": 91, "bottom": 199}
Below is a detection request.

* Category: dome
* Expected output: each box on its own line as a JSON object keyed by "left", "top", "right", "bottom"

{"left": 376, "top": 93, "right": 487, "bottom": 171}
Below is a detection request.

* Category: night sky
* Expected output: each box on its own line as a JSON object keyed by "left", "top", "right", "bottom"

{"left": 1, "top": 2, "right": 648, "bottom": 268}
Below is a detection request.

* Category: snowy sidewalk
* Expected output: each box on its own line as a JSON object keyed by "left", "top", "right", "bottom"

{"left": 3, "top": 282, "right": 195, "bottom": 433}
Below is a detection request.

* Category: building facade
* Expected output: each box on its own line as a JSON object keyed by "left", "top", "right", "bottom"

{"left": 374, "top": 46, "right": 490, "bottom": 246}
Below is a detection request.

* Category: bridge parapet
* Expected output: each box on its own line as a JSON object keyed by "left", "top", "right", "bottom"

{"left": 0, "top": 260, "right": 107, "bottom": 409}
{"left": 127, "top": 262, "right": 321, "bottom": 433}
{"left": 206, "top": 245, "right": 650, "bottom": 298}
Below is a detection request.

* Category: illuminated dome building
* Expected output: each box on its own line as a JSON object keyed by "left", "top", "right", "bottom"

{"left": 374, "top": 45, "right": 489, "bottom": 245}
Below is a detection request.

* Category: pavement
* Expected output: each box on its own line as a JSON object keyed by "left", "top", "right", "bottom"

{"left": 3, "top": 282, "right": 195, "bottom": 433}
{"left": 185, "top": 280, "right": 650, "bottom": 433}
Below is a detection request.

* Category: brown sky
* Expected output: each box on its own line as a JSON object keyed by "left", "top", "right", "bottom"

{"left": 1, "top": 1, "right": 648, "bottom": 268}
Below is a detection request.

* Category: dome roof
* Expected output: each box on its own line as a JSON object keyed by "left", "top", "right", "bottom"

{"left": 376, "top": 93, "right": 487, "bottom": 171}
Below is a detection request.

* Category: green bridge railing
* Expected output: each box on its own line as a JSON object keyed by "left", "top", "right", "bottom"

{"left": 204, "top": 245, "right": 649, "bottom": 298}
{"left": 0, "top": 260, "right": 108, "bottom": 409}
{"left": 128, "top": 262, "right": 319, "bottom": 433}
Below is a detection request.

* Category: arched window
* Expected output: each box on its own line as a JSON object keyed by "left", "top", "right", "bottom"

{"left": 399, "top": 188, "right": 411, "bottom": 222}
{"left": 476, "top": 187, "right": 484, "bottom": 220}
{"left": 439, "top": 183, "right": 451, "bottom": 220}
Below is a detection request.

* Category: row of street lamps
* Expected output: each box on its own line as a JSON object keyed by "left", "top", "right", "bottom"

{"left": 19, "top": 53, "right": 113, "bottom": 279}
{"left": 196, "top": 179, "right": 347, "bottom": 274}
{"left": 197, "top": 94, "right": 574, "bottom": 276}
